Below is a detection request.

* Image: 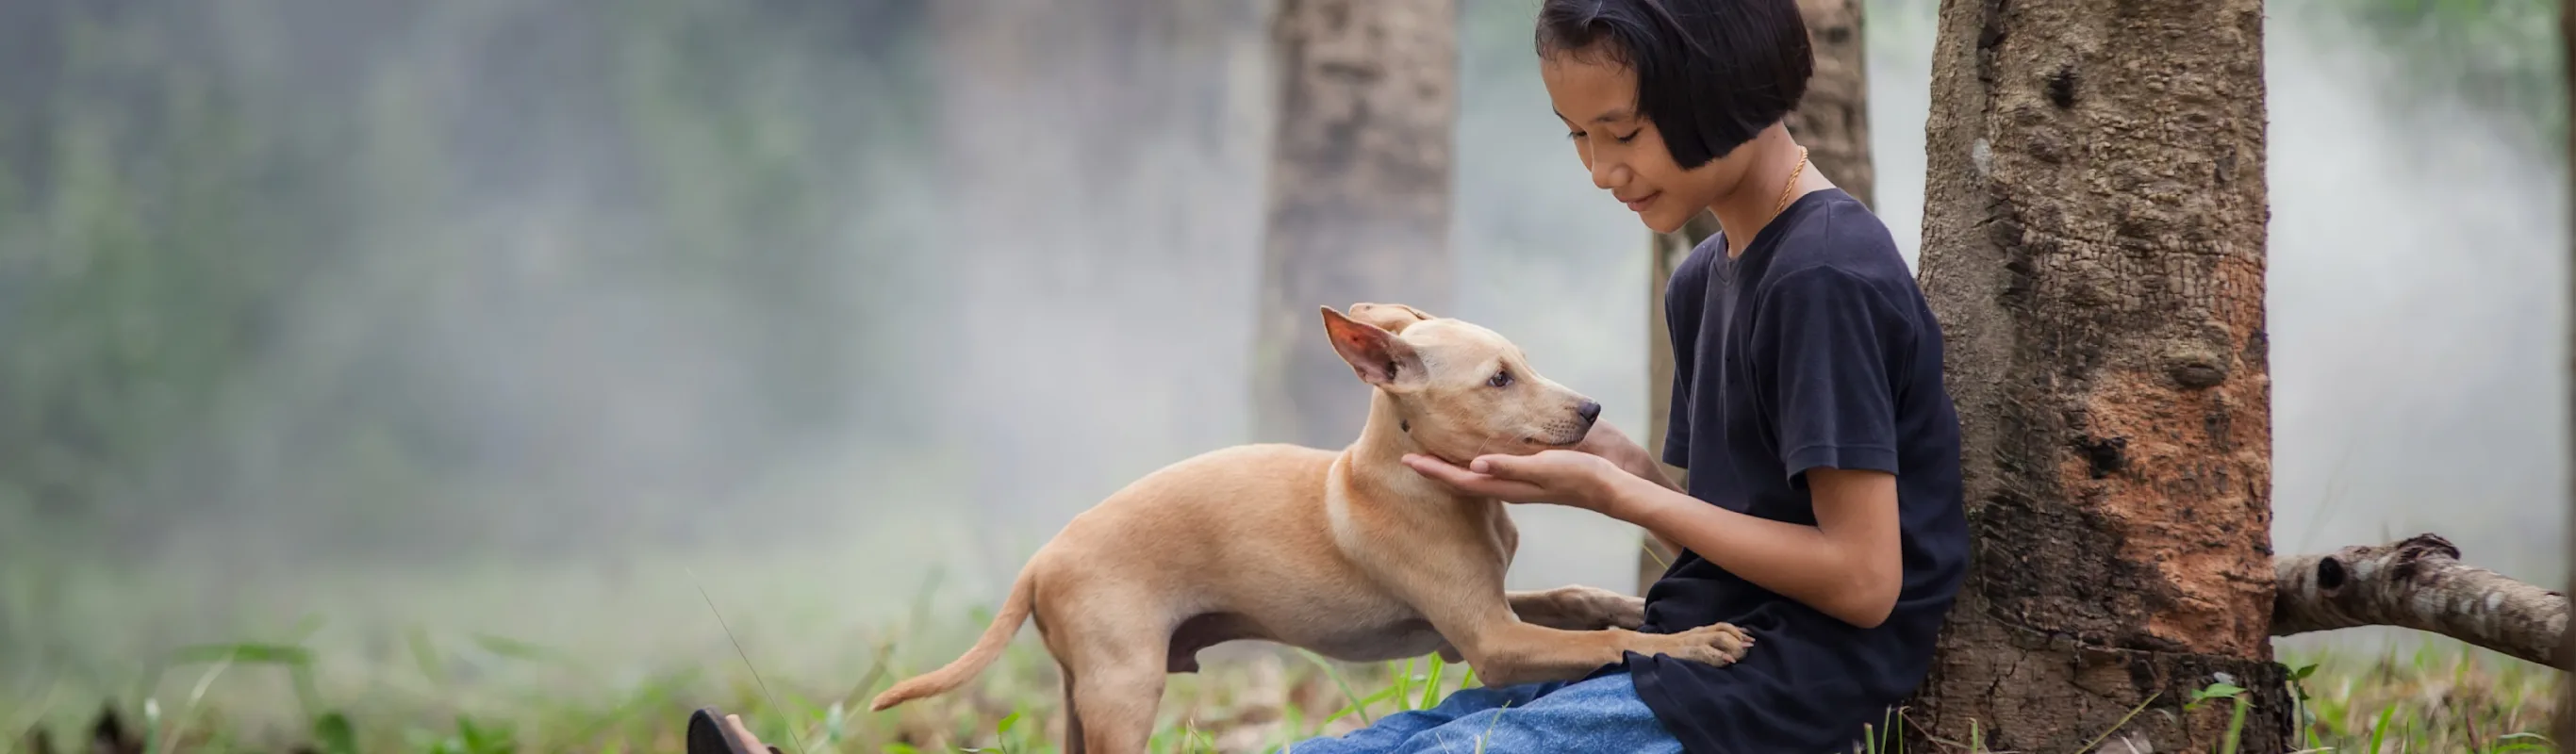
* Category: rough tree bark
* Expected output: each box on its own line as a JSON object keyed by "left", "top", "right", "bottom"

{"left": 1787, "top": 0, "right": 1875, "bottom": 211}
{"left": 2271, "top": 533, "right": 2568, "bottom": 667}
{"left": 1250, "top": 0, "right": 1457, "bottom": 449}
{"left": 1903, "top": 0, "right": 2287, "bottom": 747}
{"left": 1636, "top": 0, "right": 1874, "bottom": 595}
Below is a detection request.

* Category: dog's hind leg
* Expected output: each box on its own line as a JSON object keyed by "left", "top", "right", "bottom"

{"left": 1057, "top": 662, "right": 1086, "bottom": 754}
{"left": 1050, "top": 602, "right": 1174, "bottom": 754}
{"left": 1064, "top": 650, "right": 1164, "bottom": 754}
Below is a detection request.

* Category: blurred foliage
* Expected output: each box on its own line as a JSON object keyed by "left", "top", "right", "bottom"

{"left": 2279, "top": 0, "right": 2565, "bottom": 150}
{"left": 0, "top": 0, "right": 933, "bottom": 561}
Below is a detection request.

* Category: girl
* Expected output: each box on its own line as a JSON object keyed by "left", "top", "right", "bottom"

{"left": 688, "top": 1, "right": 1966, "bottom": 751}
{"left": 1295, "top": 1, "right": 1970, "bottom": 751}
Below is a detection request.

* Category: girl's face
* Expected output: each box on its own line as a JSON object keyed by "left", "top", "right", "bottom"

{"left": 1540, "top": 51, "right": 1752, "bottom": 235}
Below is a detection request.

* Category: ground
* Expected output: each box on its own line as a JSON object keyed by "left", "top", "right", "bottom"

{"left": 7, "top": 608, "right": 2560, "bottom": 754}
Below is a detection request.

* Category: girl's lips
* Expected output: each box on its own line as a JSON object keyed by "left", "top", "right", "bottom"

{"left": 1624, "top": 191, "right": 1660, "bottom": 212}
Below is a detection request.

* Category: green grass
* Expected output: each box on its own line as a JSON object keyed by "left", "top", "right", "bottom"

{"left": 2275, "top": 642, "right": 2564, "bottom": 753}
{"left": 7, "top": 609, "right": 2560, "bottom": 754}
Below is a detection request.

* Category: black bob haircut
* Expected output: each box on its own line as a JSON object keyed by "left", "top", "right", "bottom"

{"left": 1536, "top": 0, "right": 1814, "bottom": 169}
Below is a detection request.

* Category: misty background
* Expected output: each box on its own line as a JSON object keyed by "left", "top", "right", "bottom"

{"left": 0, "top": 0, "right": 2563, "bottom": 717}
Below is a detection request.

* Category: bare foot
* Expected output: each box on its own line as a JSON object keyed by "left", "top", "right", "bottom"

{"left": 687, "top": 709, "right": 781, "bottom": 754}
{"left": 721, "top": 715, "right": 768, "bottom": 752}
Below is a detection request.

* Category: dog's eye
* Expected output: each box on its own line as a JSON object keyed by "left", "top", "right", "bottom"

{"left": 1488, "top": 369, "right": 1513, "bottom": 388}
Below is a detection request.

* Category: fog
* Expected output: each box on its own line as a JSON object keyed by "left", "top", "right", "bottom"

{"left": 9, "top": 0, "right": 2564, "bottom": 715}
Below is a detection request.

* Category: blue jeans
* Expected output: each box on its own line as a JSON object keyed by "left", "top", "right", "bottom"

{"left": 1275, "top": 672, "right": 1681, "bottom": 754}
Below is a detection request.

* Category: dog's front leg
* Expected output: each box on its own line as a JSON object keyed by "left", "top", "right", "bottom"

{"left": 1430, "top": 586, "right": 1643, "bottom": 663}
{"left": 1352, "top": 527, "right": 1751, "bottom": 688}
{"left": 1506, "top": 585, "right": 1645, "bottom": 631}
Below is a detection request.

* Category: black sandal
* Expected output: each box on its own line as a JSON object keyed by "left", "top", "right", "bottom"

{"left": 685, "top": 708, "right": 781, "bottom": 754}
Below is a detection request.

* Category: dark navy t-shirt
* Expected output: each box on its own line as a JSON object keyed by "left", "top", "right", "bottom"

{"left": 1620, "top": 188, "right": 1969, "bottom": 753}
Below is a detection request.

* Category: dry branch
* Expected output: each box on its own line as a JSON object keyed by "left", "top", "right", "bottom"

{"left": 2272, "top": 533, "right": 2570, "bottom": 669}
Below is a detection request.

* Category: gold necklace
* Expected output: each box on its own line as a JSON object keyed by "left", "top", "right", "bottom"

{"left": 1728, "top": 146, "right": 1814, "bottom": 258}
{"left": 1772, "top": 146, "right": 1810, "bottom": 218}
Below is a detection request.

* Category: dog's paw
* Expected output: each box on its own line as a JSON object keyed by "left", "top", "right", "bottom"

{"left": 1661, "top": 622, "right": 1757, "bottom": 667}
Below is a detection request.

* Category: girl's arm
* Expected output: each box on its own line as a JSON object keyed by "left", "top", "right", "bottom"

{"left": 1598, "top": 452, "right": 1902, "bottom": 630}
{"left": 1431, "top": 423, "right": 1907, "bottom": 631}
{"left": 1576, "top": 419, "right": 1906, "bottom": 625}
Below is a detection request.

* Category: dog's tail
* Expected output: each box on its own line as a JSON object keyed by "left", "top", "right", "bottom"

{"left": 867, "top": 566, "right": 1037, "bottom": 712}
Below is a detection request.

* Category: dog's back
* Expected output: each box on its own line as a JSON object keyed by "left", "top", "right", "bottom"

{"left": 1037, "top": 442, "right": 1344, "bottom": 586}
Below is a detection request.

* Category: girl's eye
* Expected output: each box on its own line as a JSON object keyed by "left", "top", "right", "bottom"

{"left": 1612, "top": 129, "right": 1641, "bottom": 143}
{"left": 1564, "top": 131, "right": 1585, "bottom": 141}
{"left": 1488, "top": 369, "right": 1514, "bottom": 388}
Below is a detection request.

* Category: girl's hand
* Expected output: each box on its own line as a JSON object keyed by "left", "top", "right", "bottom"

{"left": 1571, "top": 421, "right": 1656, "bottom": 477}
{"left": 1400, "top": 450, "right": 1628, "bottom": 516}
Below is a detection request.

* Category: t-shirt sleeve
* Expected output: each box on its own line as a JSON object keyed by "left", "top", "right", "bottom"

{"left": 1753, "top": 266, "right": 1909, "bottom": 485}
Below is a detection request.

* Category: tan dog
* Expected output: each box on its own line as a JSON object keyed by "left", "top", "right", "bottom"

{"left": 868, "top": 303, "right": 1754, "bottom": 753}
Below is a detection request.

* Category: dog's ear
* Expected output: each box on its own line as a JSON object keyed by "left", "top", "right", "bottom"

{"left": 1320, "top": 306, "right": 1424, "bottom": 387}
{"left": 1346, "top": 303, "right": 1437, "bottom": 334}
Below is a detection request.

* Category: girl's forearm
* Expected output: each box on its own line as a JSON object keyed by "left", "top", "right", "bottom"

{"left": 1614, "top": 452, "right": 1688, "bottom": 556}
{"left": 1601, "top": 470, "right": 1898, "bottom": 629}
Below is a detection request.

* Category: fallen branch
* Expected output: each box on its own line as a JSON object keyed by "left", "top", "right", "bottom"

{"left": 2271, "top": 533, "right": 2570, "bottom": 669}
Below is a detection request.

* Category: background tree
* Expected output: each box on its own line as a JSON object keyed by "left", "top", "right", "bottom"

{"left": 2561, "top": 0, "right": 2576, "bottom": 739}
{"left": 1253, "top": 0, "right": 1460, "bottom": 449}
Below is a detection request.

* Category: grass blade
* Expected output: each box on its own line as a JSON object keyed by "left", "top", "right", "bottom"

{"left": 2220, "top": 692, "right": 2249, "bottom": 754}
{"left": 1390, "top": 658, "right": 1413, "bottom": 712}
{"left": 1295, "top": 650, "right": 1375, "bottom": 728}
{"left": 689, "top": 568, "right": 808, "bottom": 754}
{"left": 2367, "top": 706, "right": 2394, "bottom": 754}
{"left": 2074, "top": 692, "right": 2156, "bottom": 753}
{"left": 1417, "top": 654, "right": 1446, "bottom": 711}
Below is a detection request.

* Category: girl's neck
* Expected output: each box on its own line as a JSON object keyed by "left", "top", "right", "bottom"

{"left": 1709, "top": 127, "right": 1826, "bottom": 258}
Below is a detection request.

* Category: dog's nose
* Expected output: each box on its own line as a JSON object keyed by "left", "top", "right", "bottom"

{"left": 1576, "top": 401, "right": 1601, "bottom": 425}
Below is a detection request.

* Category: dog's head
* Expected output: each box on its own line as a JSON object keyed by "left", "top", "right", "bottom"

{"left": 1319, "top": 303, "right": 1602, "bottom": 459}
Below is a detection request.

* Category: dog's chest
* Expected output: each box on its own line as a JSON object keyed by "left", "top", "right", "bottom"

{"left": 1296, "top": 614, "right": 1447, "bottom": 664}
{"left": 1239, "top": 582, "right": 1446, "bottom": 664}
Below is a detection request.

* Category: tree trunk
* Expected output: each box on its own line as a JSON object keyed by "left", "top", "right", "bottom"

{"left": 933, "top": 0, "right": 1262, "bottom": 581}
{"left": 2560, "top": 0, "right": 2576, "bottom": 738}
{"left": 930, "top": 0, "right": 1034, "bottom": 580}
{"left": 1904, "top": 0, "right": 2286, "bottom": 748}
{"left": 1251, "top": 0, "right": 1457, "bottom": 449}
{"left": 1786, "top": 0, "right": 1874, "bottom": 209}
{"left": 1636, "top": 0, "right": 1874, "bottom": 596}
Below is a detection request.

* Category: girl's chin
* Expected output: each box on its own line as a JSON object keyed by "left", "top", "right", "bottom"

{"left": 1640, "top": 209, "right": 1691, "bottom": 236}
